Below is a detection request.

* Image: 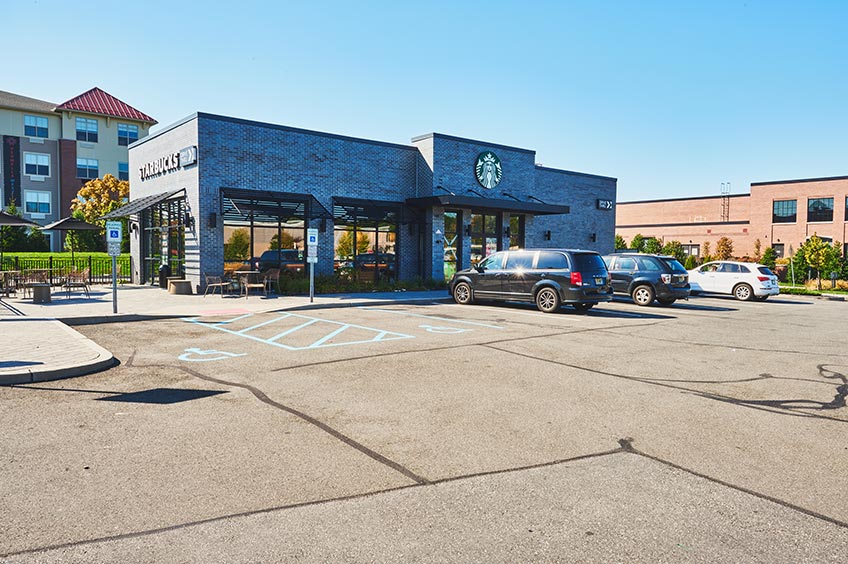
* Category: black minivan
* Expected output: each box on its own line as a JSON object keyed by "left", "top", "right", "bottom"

{"left": 449, "top": 249, "right": 612, "bottom": 313}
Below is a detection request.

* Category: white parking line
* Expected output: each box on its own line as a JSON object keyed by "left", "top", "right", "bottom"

{"left": 362, "top": 307, "right": 504, "bottom": 329}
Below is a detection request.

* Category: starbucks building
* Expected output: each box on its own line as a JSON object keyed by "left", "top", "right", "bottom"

{"left": 118, "top": 112, "right": 617, "bottom": 290}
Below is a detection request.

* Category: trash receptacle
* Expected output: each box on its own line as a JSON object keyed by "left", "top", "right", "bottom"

{"left": 158, "top": 263, "right": 172, "bottom": 288}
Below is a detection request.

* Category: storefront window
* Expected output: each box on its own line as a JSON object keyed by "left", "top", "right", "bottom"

{"left": 334, "top": 219, "right": 397, "bottom": 283}
{"left": 509, "top": 214, "right": 524, "bottom": 249}
{"left": 443, "top": 211, "right": 460, "bottom": 281}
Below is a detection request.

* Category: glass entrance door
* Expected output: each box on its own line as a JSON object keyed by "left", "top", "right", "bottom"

{"left": 470, "top": 213, "right": 499, "bottom": 265}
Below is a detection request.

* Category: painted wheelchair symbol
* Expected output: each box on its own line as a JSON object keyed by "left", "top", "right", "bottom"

{"left": 418, "top": 324, "right": 470, "bottom": 334}
{"left": 179, "top": 348, "right": 247, "bottom": 362}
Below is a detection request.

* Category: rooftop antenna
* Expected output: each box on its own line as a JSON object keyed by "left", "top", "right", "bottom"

{"left": 720, "top": 182, "right": 731, "bottom": 222}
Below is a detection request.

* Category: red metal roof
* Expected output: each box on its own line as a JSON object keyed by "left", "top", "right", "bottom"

{"left": 55, "top": 87, "right": 157, "bottom": 124}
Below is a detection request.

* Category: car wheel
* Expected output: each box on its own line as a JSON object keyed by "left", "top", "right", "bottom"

{"left": 657, "top": 297, "right": 676, "bottom": 306}
{"left": 631, "top": 284, "right": 655, "bottom": 306}
{"left": 453, "top": 282, "right": 473, "bottom": 305}
{"left": 754, "top": 295, "right": 769, "bottom": 302}
{"left": 535, "top": 287, "right": 561, "bottom": 313}
{"left": 572, "top": 303, "right": 594, "bottom": 313}
{"left": 733, "top": 283, "right": 754, "bottom": 301}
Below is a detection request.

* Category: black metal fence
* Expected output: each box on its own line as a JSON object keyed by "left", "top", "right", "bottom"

{"left": 0, "top": 255, "right": 131, "bottom": 285}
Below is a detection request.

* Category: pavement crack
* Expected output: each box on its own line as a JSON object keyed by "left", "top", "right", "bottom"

{"left": 172, "top": 364, "right": 430, "bottom": 486}
{"left": 621, "top": 438, "right": 848, "bottom": 530}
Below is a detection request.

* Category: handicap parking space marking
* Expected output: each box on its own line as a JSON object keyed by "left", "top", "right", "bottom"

{"left": 361, "top": 307, "right": 504, "bottom": 329}
{"left": 178, "top": 348, "right": 247, "bottom": 362}
{"left": 183, "top": 311, "right": 414, "bottom": 351}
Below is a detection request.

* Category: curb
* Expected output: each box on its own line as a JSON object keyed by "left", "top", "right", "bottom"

{"left": 0, "top": 319, "right": 116, "bottom": 386}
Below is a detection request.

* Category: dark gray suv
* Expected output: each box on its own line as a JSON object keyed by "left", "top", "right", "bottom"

{"left": 602, "top": 252, "right": 690, "bottom": 306}
{"left": 449, "top": 249, "right": 612, "bottom": 313}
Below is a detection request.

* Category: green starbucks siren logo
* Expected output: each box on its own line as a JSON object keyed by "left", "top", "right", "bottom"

{"left": 475, "top": 151, "right": 502, "bottom": 189}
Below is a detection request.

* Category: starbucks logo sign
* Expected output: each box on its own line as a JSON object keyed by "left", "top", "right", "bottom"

{"left": 475, "top": 151, "right": 502, "bottom": 189}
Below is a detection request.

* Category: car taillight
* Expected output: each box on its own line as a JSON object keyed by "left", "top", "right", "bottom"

{"left": 757, "top": 276, "right": 770, "bottom": 282}
{"left": 661, "top": 274, "right": 672, "bottom": 283}
{"left": 570, "top": 272, "right": 582, "bottom": 285}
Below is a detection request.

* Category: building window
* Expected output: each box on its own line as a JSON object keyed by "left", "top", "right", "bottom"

{"left": 24, "top": 153, "right": 50, "bottom": 177}
{"left": 118, "top": 123, "right": 139, "bottom": 146}
{"left": 118, "top": 162, "right": 129, "bottom": 181}
{"left": 772, "top": 200, "right": 796, "bottom": 223}
{"left": 807, "top": 197, "right": 833, "bottom": 223}
{"left": 443, "top": 211, "right": 460, "bottom": 281}
{"left": 24, "top": 115, "right": 48, "bottom": 138}
{"left": 470, "top": 213, "right": 500, "bottom": 265}
{"left": 773, "top": 243, "right": 785, "bottom": 258}
{"left": 77, "top": 158, "right": 99, "bottom": 179}
{"left": 683, "top": 244, "right": 700, "bottom": 257}
{"left": 75, "top": 117, "right": 99, "bottom": 142}
{"left": 24, "top": 191, "right": 51, "bottom": 214}
{"left": 509, "top": 214, "right": 525, "bottom": 249}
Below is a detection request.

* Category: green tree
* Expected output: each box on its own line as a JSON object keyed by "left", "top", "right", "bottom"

{"left": 684, "top": 254, "right": 697, "bottom": 270}
{"left": 269, "top": 231, "right": 303, "bottom": 250}
{"left": 803, "top": 234, "right": 830, "bottom": 289}
{"left": 0, "top": 201, "right": 29, "bottom": 253}
{"left": 761, "top": 247, "right": 777, "bottom": 270}
{"left": 614, "top": 234, "right": 627, "bottom": 250}
{"left": 336, "top": 230, "right": 371, "bottom": 258}
{"left": 753, "top": 239, "right": 762, "bottom": 262}
{"left": 715, "top": 237, "right": 734, "bottom": 260}
{"left": 661, "top": 240, "right": 685, "bottom": 262}
{"left": 629, "top": 233, "right": 645, "bottom": 251}
{"left": 643, "top": 237, "right": 662, "bottom": 254}
{"left": 702, "top": 241, "right": 712, "bottom": 263}
{"left": 224, "top": 228, "right": 250, "bottom": 260}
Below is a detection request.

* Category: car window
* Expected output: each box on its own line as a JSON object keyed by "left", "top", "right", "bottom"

{"left": 659, "top": 258, "right": 687, "bottom": 273}
{"left": 738, "top": 264, "right": 751, "bottom": 273}
{"left": 572, "top": 253, "right": 606, "bottom": 272}
{"left": 479, "top": 253, "right": 504, "bottom": 270}
{"left": 603, "top": 256, "right": 614, "bottom": 269}
{"left": 537, "top": 251, "right": 569, "bottom": 270}
{"left": 700, "top": 263, "right": 718, "bottom": 272}
{"left": 718, "top": 263, "right": 739, "bottom": 273}
{"left": 757, "top": 266, "right": 775, "bottom": 276}
{"left": 617, "top": 257, "right": 637, "bottom": 270}
{"left": 637, "top": 257, "right": 661, "bottom": 271}
{"left": 505, "top": 252, "right": 535, "bottom": 270}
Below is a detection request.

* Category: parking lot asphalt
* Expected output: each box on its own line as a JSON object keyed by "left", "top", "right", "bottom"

{"left": 1, "top": 295, "right": 846, "bottom": 562}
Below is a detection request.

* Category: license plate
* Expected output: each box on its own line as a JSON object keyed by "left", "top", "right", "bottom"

{"left": 594, "top": 277, "right": 604, "bottom": 285}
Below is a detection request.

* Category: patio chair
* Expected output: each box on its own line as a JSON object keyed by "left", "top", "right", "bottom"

{"left": 263, "top": 268, "right": 281, "bottom": 294}
{"left": 203, "top": 273, "right": 232, "bottom": 297}
{"left": 239, "top": 271, "right": 266, "bottom": 299}
{"left": 63, "top": 268, "right": 90, "bottom": 298}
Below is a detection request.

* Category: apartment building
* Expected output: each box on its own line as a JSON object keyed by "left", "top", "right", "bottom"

{"left": 1, "top": 87, "right": 156, "bottom": 250}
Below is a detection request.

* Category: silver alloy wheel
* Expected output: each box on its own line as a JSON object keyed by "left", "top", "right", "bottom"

{"left": 734, "top": 283, "right": 753, "bottom": 301}
{"left": 453, "top": 282, "right": 472, "bottom": 305}
{"left": 632, "top": 285, "right": 655, "bottom": 306}
{"left": 536, "top": 287, "right": 560, "bottom": 313}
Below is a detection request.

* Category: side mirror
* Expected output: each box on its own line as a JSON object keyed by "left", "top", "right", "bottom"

{"left": 475, "top": 264, "right": 486, "bottom": 273}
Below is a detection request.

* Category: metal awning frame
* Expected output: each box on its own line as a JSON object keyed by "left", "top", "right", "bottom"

{"left": 405, "top": 194, "right": 570, "bottom": 215}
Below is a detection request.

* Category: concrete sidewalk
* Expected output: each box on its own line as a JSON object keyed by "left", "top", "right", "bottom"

{"left": 0, "top": 284, "right": 449, "bottom": 385}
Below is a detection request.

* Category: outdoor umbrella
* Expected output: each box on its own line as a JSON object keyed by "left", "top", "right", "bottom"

{"left": 40, "top": 216, "right": 103, "bottom": 265}
{"left": 0, "top": 210, "right": 39, "bottom": 267}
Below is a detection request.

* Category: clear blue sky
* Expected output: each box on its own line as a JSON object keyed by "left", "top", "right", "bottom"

{"left": 6, "top": 0, "right": 846, "bottom": 201}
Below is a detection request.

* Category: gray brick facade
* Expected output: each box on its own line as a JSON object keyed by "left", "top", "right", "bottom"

{"left": 129, "top": 113, "right": 616, "bottom": 291}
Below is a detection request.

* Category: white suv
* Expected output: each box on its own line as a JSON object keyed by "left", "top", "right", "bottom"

{"left": 688, "top": 261, "right": 779, "bottom": 301}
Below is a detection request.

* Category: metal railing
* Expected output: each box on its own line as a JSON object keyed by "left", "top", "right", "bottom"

{"left": 0, "top": 256, "right": 131, "bottom": 285}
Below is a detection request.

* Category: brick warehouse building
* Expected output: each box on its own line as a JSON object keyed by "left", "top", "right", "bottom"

{"left": 112, "top": 112, "right": 617, "bottom": 290}
{"left": 0, "top": 88, "right": 156, "bottom": 251}
{"left": 616, "top": 176, "right": 848, "bottom": 259}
